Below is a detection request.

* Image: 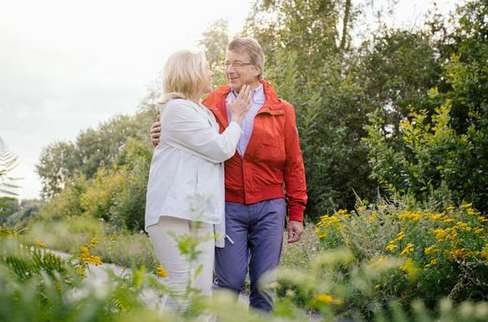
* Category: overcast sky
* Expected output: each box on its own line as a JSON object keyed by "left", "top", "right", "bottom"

{"left": 1, "top": 0, "right": 464, "bottom": 200}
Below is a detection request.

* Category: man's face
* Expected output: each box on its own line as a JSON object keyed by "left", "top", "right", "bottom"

{"left": 224, "top": 50, "right": 260, "bottom": 92}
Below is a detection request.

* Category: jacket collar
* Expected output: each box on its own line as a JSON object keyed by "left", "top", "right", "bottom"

{"left": 203, "top": 80, "right": 283, "bottom": 127}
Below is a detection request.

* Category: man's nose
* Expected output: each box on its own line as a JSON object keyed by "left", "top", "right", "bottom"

{"left": 225, "top": 64, "right": 237, "bottom": 73}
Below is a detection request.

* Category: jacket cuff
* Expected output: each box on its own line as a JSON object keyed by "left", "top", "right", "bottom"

{"left": 228, "top": 120, "right": 242, "bottom": 132}
{"left": 288, "top": 204, "right": 304, "bottom": 222}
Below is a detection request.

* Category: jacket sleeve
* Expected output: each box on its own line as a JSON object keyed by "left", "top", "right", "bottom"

{"left": 283, "top": 103, "right": 308, "bottom": 222}
{"left": 162, "top": 100, "right": 241, "bottom": 163}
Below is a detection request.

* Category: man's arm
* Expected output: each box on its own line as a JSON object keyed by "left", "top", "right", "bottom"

{"left": 283, "top": 102, "right": 308, "bottom": 243}
{"left": 150, "top": 121, "right": 161, "bottom": 148}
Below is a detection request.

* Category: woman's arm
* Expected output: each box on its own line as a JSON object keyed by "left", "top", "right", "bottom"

{"left": 162, "top": 100, "right": 241, "bottom": 163}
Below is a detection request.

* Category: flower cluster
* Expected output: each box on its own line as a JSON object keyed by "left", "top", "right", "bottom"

{"left": 316, "top": 202, "right": 488, "bottom": 304}
{"left": 76, "top": 237, "right": 103, "bottom": 277}
{"left": 155, "top": 264, "right": 168, "bottom": 278}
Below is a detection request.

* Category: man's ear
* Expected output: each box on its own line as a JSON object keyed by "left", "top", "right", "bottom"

{"left": 253, "top": 66, "right": 261, "bottom": 79}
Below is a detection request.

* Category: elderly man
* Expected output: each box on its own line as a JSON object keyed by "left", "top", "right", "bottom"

{"left": 150, "top": 37, "right": 307, "bottom": 312}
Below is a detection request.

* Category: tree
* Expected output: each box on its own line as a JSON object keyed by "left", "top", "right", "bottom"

{"left": 357, "top": 29, "right": 442, "bottom": 138}
{"left": 36, "top": 142, "right": 79, "bottom": 199}
{"left": 36, "top": 114, "right": 152, "bottom": 199}
{"left": 0, "top": 197, "right": 19, "bottom": 219}
{"left": 199, "top": 19, "right": 230, "bottom": 88}
{"left": 365, "top": 0, "right": 488, "bottom": 212}
{"left": 244, "top": 0, "right": 376, "bottom": 218}
{"left": 0, "top": 136, "right": 21, "bottom": 197}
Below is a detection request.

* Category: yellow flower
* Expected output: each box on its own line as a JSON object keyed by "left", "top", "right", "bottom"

{"left": 399, "top": 211, "right": 421, "bottom": 221}
{"left": 80, "top": 246, "right": 90, "bottom": 257}
{"left": 450, "top": 248, "right": 471, "bottom": 259}
{"left": 79, "top": 245, "right": 102, "bottom": 266}
{"left": 480, "top": 247, "right": 488, "bottom": 261}
{"left": 156, "top": 265, "right": 168, "bottom": 278}
{"left": 335, "top": 209, "right": 351, "bottom": 218}
{"left": 85, "top": 255, "right": 103, "bottom": 266}
{"left": 454, "top": 221, "right": 471, "bottom": 232}
{"left": 400, "top": 243, "right": 415, "bottom": 256}
{"left": 426, "top": 258, "right": 439, "bottom": 268}
{"left": 75, "top": 265, "right": 87, "bottom": 278}
{"left": 385, "top": 241, "right": 398, "bottom": 252}
{"left": 430, "top": 213, "right": 445, "bottom": 221}
{"left": 433, "top": 228, "right": 449, "bottom": 241}
{"left": 424, "top": 246, "right": 438, "bottom": 255}
{"left": 474, "top": 227, "right": 484, "bottom": 235}
{"left": 89, "top": 237, "right": 99, "bottom": 248}
{"left": 317, "top": 215, "right": 341, "bottom": 227}
{"left": 315, "top": 293, "right": 343, "bottom": 306}
{"left": 400, "top": 258, "right": 419, "bottom": 280}
{"left": 316, "top": 227, "right": 328, "bottom": 238}
{"left": 446, "top": 206, "right": 456, "bottom": 212}
{"left": 395, "top": 231, "right": 406, "bottom": 241}
{"left": 368, "top": 212, "right": 379, "bottom": 222}
{"left": 35, "top": 240, "right": 47, "bottom": 248}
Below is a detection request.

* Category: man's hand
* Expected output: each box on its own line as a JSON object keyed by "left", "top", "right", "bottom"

{"left": 287, "top": 220, "right": 304, "bottom": 243}
{"left": 150, "top": 121, "right": 161, "bottom": 148}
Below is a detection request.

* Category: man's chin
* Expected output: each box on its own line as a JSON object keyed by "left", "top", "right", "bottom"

{"left": 229, "top": 82, "right": 242, "bottom": 92}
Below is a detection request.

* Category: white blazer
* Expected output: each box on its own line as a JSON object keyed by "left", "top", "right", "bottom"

{"left": 145, "top": 99, "right": 241, "bottom": 247}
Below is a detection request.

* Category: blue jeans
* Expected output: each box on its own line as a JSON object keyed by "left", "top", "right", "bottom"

{"left": 214, "top": 198, "right": 286, "bottom": 312}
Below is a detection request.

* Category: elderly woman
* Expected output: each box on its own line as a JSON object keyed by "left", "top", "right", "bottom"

{"left": 145, "top": 50, "right": 251, "bottom": 310}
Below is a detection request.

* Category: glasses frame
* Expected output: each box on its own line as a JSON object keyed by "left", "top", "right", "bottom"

{"left": 223, "top": 61, "right": 254, "bottom": 69}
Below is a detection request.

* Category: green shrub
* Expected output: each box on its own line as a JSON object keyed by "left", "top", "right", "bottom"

{"left": 316, "top": 201, "right": 488, "bottom": 308}
{"left": 37, "top": 175, "right": 87, "bottom": 221}
{"left": 80, "top": 168, "right": 126, "bottom": 222}
{"left": 110, "top": 138, "right": 152, "bottom": 232}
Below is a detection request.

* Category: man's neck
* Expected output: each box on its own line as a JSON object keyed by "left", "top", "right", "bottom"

{"left": 235, "top": 80, "right": 261, "bottom": 93}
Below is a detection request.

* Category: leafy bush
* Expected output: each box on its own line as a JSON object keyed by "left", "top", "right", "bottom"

{"left": 36, "top": 138, "right": 152, "bottom": 233}
{"left": 80, "top": 168, "right": 126, "bottom": 222}
{"left": 316, "top": 201, "right": 488, "bottom": 309}
{"left": 366, "top": 98, "right": 488, "bottom": 212}
{"left": 37, "top": 175, "right": 87, "bottom": 221}
{"left": 365, "top": 0, "right": 488, "bottom": 212}
{"left": 0, "top": 196, "right": 18, "bottom": 219}
{"left": 110, "top": 139, "right": 152, "bottom": 232}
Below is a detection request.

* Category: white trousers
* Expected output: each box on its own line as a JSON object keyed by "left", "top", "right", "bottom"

{"left": 147, "top": 216, "right": 215, "bottom": 311}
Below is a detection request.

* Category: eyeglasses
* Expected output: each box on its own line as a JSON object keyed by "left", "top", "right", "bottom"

{"left": 223, "top": 61, "right": 254, "bottom": 68}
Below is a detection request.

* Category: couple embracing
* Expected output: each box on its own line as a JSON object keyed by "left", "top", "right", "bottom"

{"left": 145, "top": 37, "right": 307, "bottom": 313}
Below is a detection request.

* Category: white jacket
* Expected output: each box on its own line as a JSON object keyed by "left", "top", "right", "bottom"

{"left": 145, "top": 99, "right": 241, "bottom": 247}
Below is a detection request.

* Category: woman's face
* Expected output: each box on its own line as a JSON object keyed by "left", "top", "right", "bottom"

{"left": 201, "top": 61, "right": 213, "bottom": 95}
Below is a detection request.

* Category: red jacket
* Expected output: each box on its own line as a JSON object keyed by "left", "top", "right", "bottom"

{"left": 202, "top": 80, "right": 307, "bottom": 222}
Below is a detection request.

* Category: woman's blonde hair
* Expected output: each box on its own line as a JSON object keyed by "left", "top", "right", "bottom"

{"left": 161, "top": 50, "right": 208, "bottom": 104}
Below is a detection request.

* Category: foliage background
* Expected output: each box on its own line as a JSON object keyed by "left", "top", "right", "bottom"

{"left": 2, "top": 1, "right": 488, "bottom": 321}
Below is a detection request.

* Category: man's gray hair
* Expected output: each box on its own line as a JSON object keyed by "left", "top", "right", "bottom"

{"left": 228, "top": 37, "right": 265, "bottom": 80}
